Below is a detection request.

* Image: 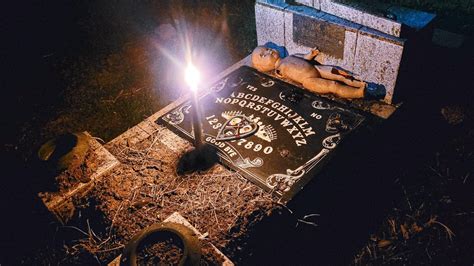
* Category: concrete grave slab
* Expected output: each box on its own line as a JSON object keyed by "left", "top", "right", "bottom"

{"left": 320, "top": 0, "right": 402, "bottom": 37}
{"left": 316, "top": 12, "right": 361, "bottom": 71}
{"left": 255, "top": 0, "right": 416, "bottom": 104}
{"left": 136, "top": 118, "right": 162, "bottom": 136}
{"left": 156, "top": 126, "right": 192, "bottom": 153}
{"left": 255, "top": 0, "right": 288, "bottom": 46}
{"left": 107, "top": 123, "right": 152, "bottom": 149}
{"left": 354, "top": 26, "right": 405, "bottom": 103}
{"left": 313, "top": 0, "right": 321, "bottom": 10}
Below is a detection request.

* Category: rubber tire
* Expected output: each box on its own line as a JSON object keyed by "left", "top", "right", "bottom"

{"left": 120, "top": 222, "right": 202, "bottom": 266}
{"left": 37, "top": 132, "right": 90, "bottom": 172}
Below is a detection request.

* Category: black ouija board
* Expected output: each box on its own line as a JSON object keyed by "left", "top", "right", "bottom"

{"left": 156, "top": 66, "right": 365, "bottom": 202}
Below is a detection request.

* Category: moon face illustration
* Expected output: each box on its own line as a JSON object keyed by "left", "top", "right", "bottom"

{"left": 241, "top": 125, "right": 253, "bottom": 134}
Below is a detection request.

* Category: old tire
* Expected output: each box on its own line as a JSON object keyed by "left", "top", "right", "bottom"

{"left": 120, "top": 222, "right": 202, "bottom": 266}
{"left": 38, "top": 132, "right": 90, "bottom": 172}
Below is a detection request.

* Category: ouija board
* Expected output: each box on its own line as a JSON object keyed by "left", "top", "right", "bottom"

{"left": 156, "top": 66, "right": 366, "bottom": 202}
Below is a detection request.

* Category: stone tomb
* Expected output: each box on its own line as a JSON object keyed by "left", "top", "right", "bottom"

{"left": 256, "top": 0, "right": 436, "bottom": 104}
{"left": 157, "top": 66, "right": 367, "bottom": 202}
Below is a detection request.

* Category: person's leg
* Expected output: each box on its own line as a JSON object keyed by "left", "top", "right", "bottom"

{"left": 302, "top": 77, "right": 365, "bottom": 99}
{"left": 315, "top": 65, "right": 366, "bottom": 88}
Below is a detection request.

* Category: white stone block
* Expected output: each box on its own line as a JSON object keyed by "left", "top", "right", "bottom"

{"left": 318, "top": 13, "right": 360, "bottom": 71}
{"left": 255, "top": 1, "right": 287, "bottom": 46}
{"left": 294, "top": 0, "right": 313, "bottom": 7}
{"left": 353, "top": 27, "right": 405, "bottom": 103}
{"left": 313, "top": 0, "right": 321, "bottom": 10}
{"left": 320, "top": 0, "right": 401, "bottom": 37}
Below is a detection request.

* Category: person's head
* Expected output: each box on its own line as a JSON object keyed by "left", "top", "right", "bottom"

{"left": 251, "top": 46, "right": 280, "bottom": 72}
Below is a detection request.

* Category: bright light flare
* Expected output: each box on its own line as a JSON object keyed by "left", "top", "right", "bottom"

{"left": 185, "top": 63, "right": 200, "bottom": 92}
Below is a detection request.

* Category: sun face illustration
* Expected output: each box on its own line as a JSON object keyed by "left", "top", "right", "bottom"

{"left": 229, "top": 117, "right": 242, "bottom": 126}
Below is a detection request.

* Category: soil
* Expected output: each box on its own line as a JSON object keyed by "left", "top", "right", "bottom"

{"left": 200, "top": 241, "right": 226, "bottom": 265}
{"left": 135, "top": 234, "right": 228, "bottom": 265}
{"left": 61, "top": 149, "right": 98, "bottom": 187}
{"left": 106, "top": 133, "right": 265, "bottom": 228}
{"left": 45, "top": 127, "right": 281, "bottom": 264}
{"left": 136, "top": 231, "right": 184, "bottom": 265}
{"left": 39, "top": 148, "right": 99, "bottom": 205}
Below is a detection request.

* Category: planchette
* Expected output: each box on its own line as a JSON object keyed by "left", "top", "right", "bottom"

{"left": 216, "top": 115, "right": 259, "bottom": 141}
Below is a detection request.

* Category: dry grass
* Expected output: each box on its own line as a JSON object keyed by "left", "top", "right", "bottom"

{"left": 60, "top": 126, "right": 279, "bottom": 263}
{"left": 354, "top": 131, "right": 474, "bottom": 265}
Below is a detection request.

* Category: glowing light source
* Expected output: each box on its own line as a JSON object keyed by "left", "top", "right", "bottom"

{"left": 185, "top": 63, "right": 200, "bottom": 92}
{"left": 185, "top": 62, "right": 203, "bottom": 148}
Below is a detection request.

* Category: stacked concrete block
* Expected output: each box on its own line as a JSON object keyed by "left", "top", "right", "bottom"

{"left": 291, "top": 0, "right": 436, "bottom": 38}
{"left": 354, "top": 27, "right": 405, "bottom": 103}
{"left": 255, "top": 0, "right": 288, "bottom": 47}
{"left": 254, "top": 0, "right": 433, "bottom": 104}
{"left": 319, "top": 0, "right": 402, "bottom": 37}
{"left": 317, "top": 13, "right": 361, "bottom": 72}
{"left": 313, "top": 0, "right": 321, "bottom": 10}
